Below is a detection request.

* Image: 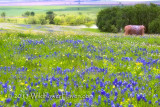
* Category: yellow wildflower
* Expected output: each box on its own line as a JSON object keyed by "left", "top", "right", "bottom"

{"left": 136, "top": 62, "right": 143, "bottom": 66}
{"left": 139, "top": 73, "right": 143, "bottom": 76}
{"left": 20, "top": 83, "right": 25, "bottom": 85}
{"left": 5, "top": 95, "right": 7, "bottom": 98}
{"left": 120, "top": 102, "right": 123, "bottom": 105}
{"left": 59, "top": 89, "right": 64, "bottom": 92}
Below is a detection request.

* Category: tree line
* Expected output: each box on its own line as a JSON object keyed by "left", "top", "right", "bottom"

{"left": 24, "top": 11, "right": 94, "bottom": 26}
{"left": 96, "top": 3, "right": 160, "bottom": 34}
{"left": 0, "top": 11, "right": 94, "bottom": 26}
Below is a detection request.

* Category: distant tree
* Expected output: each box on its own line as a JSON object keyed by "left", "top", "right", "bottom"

{"left": 38, "top": 15, "right": 47, "bottom": 25}
{"left": 46, "top": 11, "right": 55, "bottom": 24}
{"left": 96, "top": 7, "right": 123, "bottom": 32}
{"left": 1, "top": 12, "right": 6, "bottom": 19}
{"left": 23, "top": 11, "right": 30, "bottom": 17}
{"left": 24, "top": 17, "right": 37, "bottom": 24}
{"left": 78, "top": 12, "right": 82, "bottom": 15}
{"left": 30, "top": 12, "right": 35, "bottom": 16}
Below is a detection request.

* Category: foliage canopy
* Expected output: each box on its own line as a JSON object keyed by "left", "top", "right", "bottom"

{"left": 96, "top": 3, "right": 160, "bottom": 33}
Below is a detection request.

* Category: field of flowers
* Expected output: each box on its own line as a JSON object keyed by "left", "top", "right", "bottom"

{"left": 0, "top": 32, "right": 160, "bottom": 107}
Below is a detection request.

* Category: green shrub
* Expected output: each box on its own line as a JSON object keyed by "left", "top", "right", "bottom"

{"left": 111, "top": 25, "right": 118, "bottom": 33}
{"left": 0, "top": 18, "right": 5, "bottom": 23}
{"left": 96, "top": 3, "right": 160, "bottom": 33}
{"left": 54, "top": 15, "right": 94, "bottom": 26}
{"left": 148, "top": 16, "right": 160, "bottom": 34}
{"left": 38, "top": 15, "right": 47, "bottom": 25}
{"left": 96, "top": 7, "right": 123, "bottom": 32}
{"left": 46, "top": 11, "right": 55, "bottom": 24}
{"left": 24, "top": 16, "right": 37, "bottom": 24}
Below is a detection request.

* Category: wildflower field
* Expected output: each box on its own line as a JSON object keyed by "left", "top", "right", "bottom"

{"left": 0, "top": 32, "right": 160, "bottom": 107}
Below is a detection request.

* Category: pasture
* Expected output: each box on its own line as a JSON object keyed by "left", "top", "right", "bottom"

{"left": 0, "top": 5, "right": 107, "bottom": 18}
{"left": 0, "top": 29, "right": 160, "bottom": 106}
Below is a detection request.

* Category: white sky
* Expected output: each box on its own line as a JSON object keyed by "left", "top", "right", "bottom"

{"left": 114, "top": 0, "right": 157, "bottom": 1}
{"left": 0, "top": 0, "right": 158, "bottom": 2}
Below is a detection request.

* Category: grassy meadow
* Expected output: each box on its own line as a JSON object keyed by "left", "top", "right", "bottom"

{"left": 0, "top": 31, "right": 160, "bottom": 107}
{"left": 0, "top": 3, "right": 160, "bottom": 107}
{"left": 0, "top": 5, "right": 107, "bottom": 18}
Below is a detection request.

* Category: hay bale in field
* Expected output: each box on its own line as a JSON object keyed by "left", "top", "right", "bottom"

{"left": 124, "top": 25, "right": 145, "bottom": 36}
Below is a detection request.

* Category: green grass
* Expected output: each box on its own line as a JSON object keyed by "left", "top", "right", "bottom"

{"left": 81, "top": 28, "right": 102, "bottom": 33}
{"left": 0, "top": 31, "right": 160, "bottom": 107}
{"left": 0, "top": 5, "right": 108, "bottom": 18}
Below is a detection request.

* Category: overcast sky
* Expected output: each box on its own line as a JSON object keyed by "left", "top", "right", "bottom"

{"left": 0, "top": 0, "right": 158, "bottom": 2}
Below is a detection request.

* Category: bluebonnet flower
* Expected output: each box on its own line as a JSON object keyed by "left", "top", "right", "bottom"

{"left": 17, "top": 98, "right": 20, "bottom": 102}
{"left": 76, "top": 103, "right": 81, "bottom": 107}
{"left": 83, "top": 103, "right": 87, "bottom": 107}
{"left": 101, "top": 89, "right": 105, "bottom": 95}
{"left": 129, "top": 86, "right": 134, "bottom": 92}
{"left": 69, "top": 102, "right": 72, "bottom": 106}
{"left": 141, "top": 86, "right": 145, "bottom": 90}
{"left": 58, "top": 90, "right": 62, "bottom": 95}
{"left": 60, "top": 99, "right": 65, "bottom": 106}
{"left": 14, "top": 101, "right": 17, "bottom": 105}
{"left": 155, "top": 101, "right": 158, "bottom": 103}
{"left": 34, "top": 83, "right": 37, "bottom": 86}
{"left": 31, "top": 82, "right": 33, "bottom": 86}
{"left": 23, "top": 101, "right": 27, "bottom": 106}
{"left": 98, "top": 95, "right": 101, "bottom": 104}
{"left": 104, "top": 100, "right": 107, "bottom": 105}
{"left": 88, "top": 98, "right": 93, "bottom": 106}
{"left": 86, "top": 83, "right": 89, "bottom": 89}
{"left": 115, "top": 90, "right": 118, "bottom": 96}
{"left": 43, "top": 83, "right": 48, "bottom": 87}
{"left": 2, "top": 83, "right": 7, "bottom": 88}
{"left": 52, "top": 103, "right": 56, "bottom": 107}
{"left": 66, "top": 91, "right": 70, "bottom": 96}
{"left": 45, "top": 93, "right": 50, "bottom": 101}
{"left": 111, "top": 100, "right": 115, "bottom": 107}
{"left": 4, "top": 89, "right": 7, "bottom": 94}
{"left": 106, "top": 93, "right": 110, "bottom": 98}
{"left": 11, "top": 92, "right": 14, "bottom": 97}
{"left": 135, "top": 86, "right": 139, "bottom": 92}
{"left": 114, "top": 96, "right": 117, "bottom": 101}
{"left": 136, "top": 94, "right": 141, "bottom": 101}
{"left": 121, "top": 89, "right": 125, "bottom": 94}
{"left": 91, "top": 91, "right": 95, "bottom": 97}
{"left": 118, "top": 80, "right": 122, "bottom": 86}
{"left": 6, "top": 98, "right": 11, "bottom": 103}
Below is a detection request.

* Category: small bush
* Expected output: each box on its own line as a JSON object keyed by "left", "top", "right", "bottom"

{"left": 24, "top": 17, "right": 37, "bottom": 24}
{"left": 54, "top": 15, "right": 94, "bottom": 26}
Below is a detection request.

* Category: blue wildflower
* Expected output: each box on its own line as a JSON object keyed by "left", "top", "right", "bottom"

{"left": 6, "top": 98, "right": 11, "bottom": 103}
